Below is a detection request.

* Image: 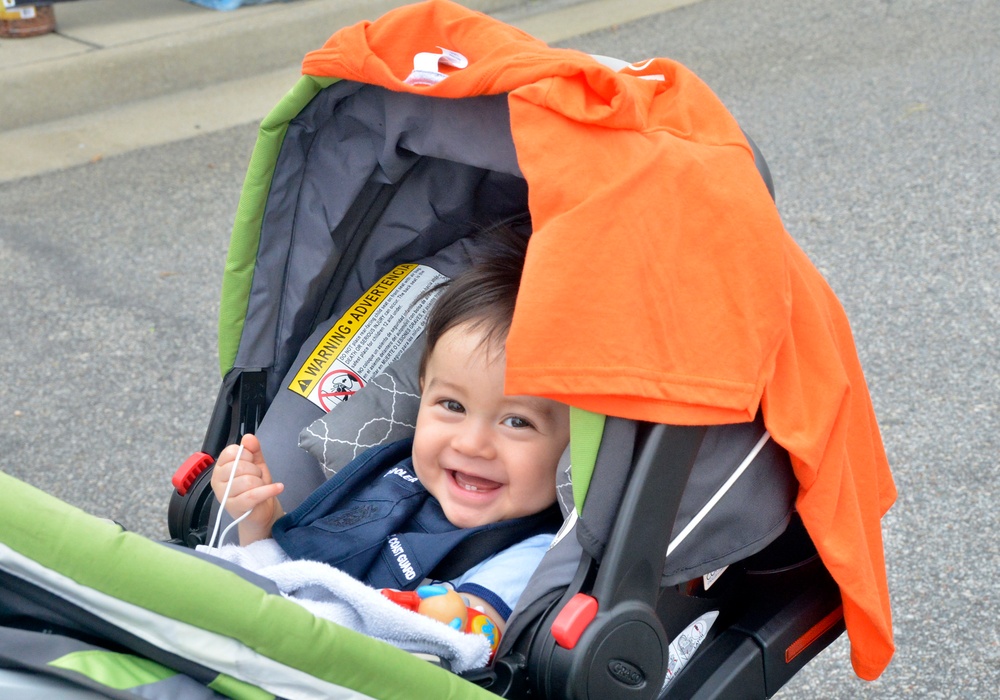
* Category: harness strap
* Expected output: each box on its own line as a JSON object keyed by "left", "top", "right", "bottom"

{"left": 428, "top": 504, "right": 563, "bottom": 582}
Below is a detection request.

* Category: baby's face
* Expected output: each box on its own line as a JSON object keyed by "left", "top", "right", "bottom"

{"left": 412, "top": 323, "right": 569, "bottom": 529}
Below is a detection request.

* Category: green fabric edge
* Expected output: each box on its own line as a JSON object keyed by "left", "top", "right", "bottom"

{"left": 570, "top": 407, "right": 606, "bottom": 514}
{"left": 49, "top": 650, "right": 175, "bottom": 691}
{"left": 217, "top": 75, "right": 341, "bottom": 378}
{"left": 0, "top": 471, "right": 495, "bottom": 700}
{"left": 209, "top": 673, "right": 276, "bottom": 700}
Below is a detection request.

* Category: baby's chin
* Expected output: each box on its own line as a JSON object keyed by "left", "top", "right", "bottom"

{"left": 443, "top": 504, "right": 553, "bottom": 529}
{"left": 442, "top": 508, "right": 497, "bottom": 529}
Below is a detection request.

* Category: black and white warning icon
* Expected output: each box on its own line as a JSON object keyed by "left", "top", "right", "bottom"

{"left": 317, "top": 369, "right": 364, "bottom": 412}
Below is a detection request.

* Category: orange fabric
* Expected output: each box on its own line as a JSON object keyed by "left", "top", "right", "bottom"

{"left": 301, "top": 0, "right": 895, "bottom": 679}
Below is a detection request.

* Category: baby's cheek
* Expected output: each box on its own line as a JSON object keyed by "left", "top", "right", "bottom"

{"left": 410, "top": 434, "right": 430, "bottom": 477}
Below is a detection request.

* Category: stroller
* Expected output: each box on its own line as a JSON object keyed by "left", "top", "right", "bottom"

{"left": 0, "top": 2, "right": 895, "bottom": 698}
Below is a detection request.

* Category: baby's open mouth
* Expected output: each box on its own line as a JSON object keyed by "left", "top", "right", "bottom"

{"left": 451, "top": 470, "right": 502, "bottom": 493}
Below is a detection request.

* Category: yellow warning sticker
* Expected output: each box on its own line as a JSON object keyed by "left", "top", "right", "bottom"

{"left": 289, "top": 263, "right": 447, "bottom": 411}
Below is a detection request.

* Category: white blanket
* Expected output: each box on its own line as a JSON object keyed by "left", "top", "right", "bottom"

{"left": 198, "top": 539, "right": 490, "bottom": 672}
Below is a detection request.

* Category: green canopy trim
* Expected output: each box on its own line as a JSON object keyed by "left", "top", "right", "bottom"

{"left": 569, "top": 407, "right": 606, "bottom": 514}
{"left": 217, "top": 75, "right": 340, "bottom": 378}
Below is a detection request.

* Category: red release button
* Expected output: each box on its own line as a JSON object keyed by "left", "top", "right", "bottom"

{"left": 551, "top": 593, "right": 599, "bottom": 649}
{"left": 171, "top": 452, "right": 215, "bottom": 496}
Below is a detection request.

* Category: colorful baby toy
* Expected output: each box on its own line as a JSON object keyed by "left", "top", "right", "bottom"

{"left": 381, "top": 585, "right": 501, "bottom": 658}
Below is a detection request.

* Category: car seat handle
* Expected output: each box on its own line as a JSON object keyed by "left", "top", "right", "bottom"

{"left": 530, "top": 424, "right": 709, "bottom": 699}
{"left": 591, "top": 423, "right": 707, "bottom": 609}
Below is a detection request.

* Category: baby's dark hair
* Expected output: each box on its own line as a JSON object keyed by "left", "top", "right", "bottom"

{"left": 419, "top": 219, "right": 530, "bottom": 378}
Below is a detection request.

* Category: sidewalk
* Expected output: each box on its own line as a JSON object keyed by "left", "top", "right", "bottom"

{"left": 0, "top": 0, "right": 696, "bottom": 182}
{"left": 1, "top": 0, "right": 516, "bottom": 132}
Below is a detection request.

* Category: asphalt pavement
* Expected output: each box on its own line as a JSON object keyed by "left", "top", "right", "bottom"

{"left": 1, "top": 0, "right": 997, "bottom": 698}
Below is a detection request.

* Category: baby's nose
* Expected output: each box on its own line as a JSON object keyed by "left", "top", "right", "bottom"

{"left": 452, "top": 421, "right": 495, "bottom": 458}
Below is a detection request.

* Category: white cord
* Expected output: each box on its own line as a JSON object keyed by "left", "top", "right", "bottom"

{"left": 218, "top": 507, "right": 253, "bottom": 548}
{"left": 206, "top": 443, "right": 253, "bottom": 550}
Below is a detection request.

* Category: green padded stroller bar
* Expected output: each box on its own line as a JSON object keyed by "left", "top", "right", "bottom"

{"left": 0, "top": 471, "right": 496, "bottom": 700}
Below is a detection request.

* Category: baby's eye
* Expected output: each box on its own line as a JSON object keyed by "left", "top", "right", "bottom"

{"left": 440, "top": 399, "right": 465, "bottom": 413}
{"left": 503, "top": 416, "right": 534, "bottom": 430}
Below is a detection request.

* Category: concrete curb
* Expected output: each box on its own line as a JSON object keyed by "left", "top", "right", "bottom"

{"left": 0, "top": 0, "right": 516, "bottom": 132}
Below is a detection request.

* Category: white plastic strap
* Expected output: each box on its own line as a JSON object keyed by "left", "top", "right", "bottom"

{"left": 666, "top": 431, "right": 772, "bottom": 557}
{"left": 589, "top": 54, "right": 665, "bottom": 81}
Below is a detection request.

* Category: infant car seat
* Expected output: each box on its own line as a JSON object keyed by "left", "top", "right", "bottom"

{"left": 159, "top": 5, "right": 893, "bottom": 695}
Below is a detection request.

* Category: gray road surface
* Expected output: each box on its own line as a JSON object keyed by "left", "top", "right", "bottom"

{"left": 1, "top": 0, "right": 997, "bottom": 697}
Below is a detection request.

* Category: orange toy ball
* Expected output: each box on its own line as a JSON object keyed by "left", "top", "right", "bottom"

{"left": 417, "top": 589, "right": 468, "bottom": 629}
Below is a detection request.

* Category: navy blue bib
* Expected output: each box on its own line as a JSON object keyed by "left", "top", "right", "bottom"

{"left": 271, "top": 439, "right": 561, "bottom": 590}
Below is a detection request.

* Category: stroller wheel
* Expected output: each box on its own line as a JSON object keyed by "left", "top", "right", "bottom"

{"left": 166, "top": 466, "right": 215, "bottom": 547}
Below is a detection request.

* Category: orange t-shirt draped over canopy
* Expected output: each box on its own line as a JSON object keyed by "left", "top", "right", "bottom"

{"left": 301, "top": 0, "right": 895, "bottom": 680}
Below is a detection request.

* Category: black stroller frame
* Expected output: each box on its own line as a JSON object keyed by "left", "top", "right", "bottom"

{"left": 490, "top": 423, "right": 845, "bottom": 699}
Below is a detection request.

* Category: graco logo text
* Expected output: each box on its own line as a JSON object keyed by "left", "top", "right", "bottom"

{"left": 608, "top": 659, "right": 645, "bottom": 687}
